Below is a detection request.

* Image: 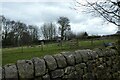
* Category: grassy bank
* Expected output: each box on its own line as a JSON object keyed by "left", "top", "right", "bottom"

{"left": 2, "top": 39, "right": 115, "bottom": 65}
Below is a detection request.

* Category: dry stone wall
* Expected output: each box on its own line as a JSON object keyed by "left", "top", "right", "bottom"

{"left": 1, "top": 49, "right": 120, "bottom": 80}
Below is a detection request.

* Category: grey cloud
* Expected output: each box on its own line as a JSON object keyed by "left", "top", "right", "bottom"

{"left": 1, "top": 2, "right": 118, "bottom": 35}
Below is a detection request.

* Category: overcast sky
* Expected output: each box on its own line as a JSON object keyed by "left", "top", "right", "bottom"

{"left": 0, "top": 0, "right": 118, "bottom": 35}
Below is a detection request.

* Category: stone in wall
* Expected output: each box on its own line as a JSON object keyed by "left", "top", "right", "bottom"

{"left": 44, "top": 55, "right": 57, "bottom": 71}
{"left": 61, "top": 51, "right": 75, "bottom": 66}
{"left": 67, "top": 71, "right": 76, "bottom": 79}
{"left": 17, "top": 60, "right": 34, "bottom": 79}
{"left": 34, "top": 77, "right": 42, "bottom": 80}
{"left": 88, "top": 62, "right": 95, "bottom": 74}
{"left": 90, "top": 51, "right": 98, "bottom": 59}
{"left": 32, "top": 57, "right": 46, "bottom": 77}
{"left": 83, "top": 67, "right": 88, "bottom": 74}
{"left": 53, "top": 54, "right": 67, "bottom": 68}
{"left": 42, "top": 74, "right": 50, "bottom": 80}
{"left": 94, "top": 48, "right": 104, "bottom": 57}
{"left": 78, "top": 50, "right": 89, "bottom": 62}
{"left": 0, "top": 67, "right": 3, "bottom": 80}
{"left": 63, "top": 71, "right": 77, "bottom": 79}
{"left": 51, "top": 69, "right": 64, "bottom": 78}
{"left": 75, "top": 64, "right": 84, "bottom": 76}
{"left": 64, "top": 66, "right": 75, "bottom": 75}
{"left": 106, "top": 58, "right": 112, "bottom": 66}
{"left": 4, "top": 64, "right": 18, "bottom": 79}
{"left": 83, "top": 73, "right": 95, "bottom": 80}
{"left": 74, "top": 50, "right": 82, "bottom": 64}
{"left": 85, "top": 50, "right": 93, "bottom": 60}
{"left": 105, "top": 49, "right": 116, "bottom": 57}
{"left": 80, "top": 63, "right": 86, "bottom": 69}
{"left": 2, "top": 68, "right": 5, "bottom": 80}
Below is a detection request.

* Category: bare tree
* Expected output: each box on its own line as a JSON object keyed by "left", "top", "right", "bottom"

{"left": 48, "top": 23, "right": 57, "bottom": 40}
{"left": 2, "top": 16, "right": 11, "bottom": 43}
{"left": 28, "top": 25, "right": 39, "bottom": 43}
{"left": 57, "top": 17, "right": 71, "bottom": 40}
{"left": 1, "top": 16, "right": 15, "bottom": 46}
{"left": 74, "top": 0, "right": 120, "bottom": 28}
{"left": 41, "top": 22, "right": 57, "bottom": 40}
{"left": 74, "top": 0, "right": 120, "bottom": 51}
{"left": 41, "top": 23, "right": 49, "bottom": 40}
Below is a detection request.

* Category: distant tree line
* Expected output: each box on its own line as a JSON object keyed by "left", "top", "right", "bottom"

{"left": 1, "top": 15, "right": 91, "bottom": 48}
{"left": 1, "top": 16, "right": 39, "bottom": 47}
{"left": 1, "top": 16, "right": 73, "bottom": 47}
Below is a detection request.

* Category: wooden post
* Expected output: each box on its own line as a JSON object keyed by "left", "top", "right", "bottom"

{"left": 41, "top": 41, "right": 44, "bottom": 51}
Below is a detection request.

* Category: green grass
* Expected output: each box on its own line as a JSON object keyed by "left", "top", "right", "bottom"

{"left": 2, "top": 39, "right": 116, "bottom": 66}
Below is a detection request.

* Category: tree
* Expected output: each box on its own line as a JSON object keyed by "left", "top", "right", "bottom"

{"left": 74, "top": 0, "right": 120, "bottom": 28}
{"left": 28, "top": 25, "right": 39, "bottom": 43}
{"left": 0, "top": 16, "right": 2, "bottom": 48}
{"left": 74, "top": 0, "right": 120, "bottom": 51}
{"left": 41, "top": 22, "right": 57, "bottom": 40}
{"left": 84, "top": 32, "right": 88, "bottom": 36}
{"left": 13, "top": 21, "right": 28, "bottom": 46}
{"left": 57, "top": 17, "right": 71, "bottom": 40}
{"left": 41, "top": 23, "right": 49, "bottom": 40}
{"left": 65, "top": 30, "right": 75, "bottom": 40}
{"left": 82, "top": 32, "right": 88, "bottom": 39}
{"left": 1, "top": 16, "right": 39, "bottom": 47}
{"left": 49, "top": 22, "right": 57, "bottom": 40}
{"left": 2, "top": 16, "right": 11, "bottom": 45}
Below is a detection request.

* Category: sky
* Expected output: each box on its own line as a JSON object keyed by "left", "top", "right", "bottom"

{"left": 0, "top": 0, "right": 118, "bottom": 36}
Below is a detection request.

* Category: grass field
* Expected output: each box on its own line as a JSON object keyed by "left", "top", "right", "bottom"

{"left": 2, "top": 39, "right": 116, "bottom": 66}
